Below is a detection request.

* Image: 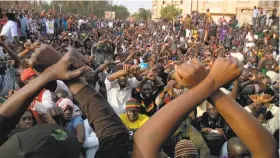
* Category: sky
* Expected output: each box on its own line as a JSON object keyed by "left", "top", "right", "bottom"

{"left": 112, "top": 0, "right": 152, "bottom": 14}
{"left": 44, "top": 0, "right": 152, "bottom": 14}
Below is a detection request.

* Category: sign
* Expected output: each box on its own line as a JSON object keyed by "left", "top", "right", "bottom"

{"left": 105, "top": 11, "right": 115, "bottom": 20}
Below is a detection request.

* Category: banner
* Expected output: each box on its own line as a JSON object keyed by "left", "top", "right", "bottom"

{"left": 105, "top": 11, "right": 115, "bottom": 20}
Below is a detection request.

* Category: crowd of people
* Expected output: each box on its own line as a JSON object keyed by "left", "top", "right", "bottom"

{"left": 0, "top": 6, "right": 279, "bottom": 158}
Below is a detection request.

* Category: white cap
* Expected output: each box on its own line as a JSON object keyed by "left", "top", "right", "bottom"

{"left": 266, "top": 71, "right": 279, "bottom": 84}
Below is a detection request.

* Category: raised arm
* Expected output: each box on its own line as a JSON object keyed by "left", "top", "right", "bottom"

{"left": 133, "top": 58, "right": 242, "bottom": 157}
{"left": 208, "top": 90, "right": 277, "bottom": 157}
{"left": 0, "top": 40, "right": 20, "bottom": 63}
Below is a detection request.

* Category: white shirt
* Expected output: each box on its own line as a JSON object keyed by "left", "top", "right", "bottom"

{"left": 253, "top": 9, "right": 259, "bottom": 18}
{"left": 105, "top": 77, "right": 141, "bottom": 115}
{"left": 0, "top": 20, "right": 18, "bottom": 43}
{"left": 83, "top": 119, "right": 99, "bottom": 158}
{"left": 185, "top": 29, "right": 192, "bottom": 38}
{"left": 263, "top": 110, "right": 279, "bottom": 134}
{"left": 78, "top": 19, "right": 87, "bottom": 29}
{"left": 45, "top": 19, "right": 54, "bottom": 34}
{"left": 33, "top": 89, "right": 54, "bottom": 114}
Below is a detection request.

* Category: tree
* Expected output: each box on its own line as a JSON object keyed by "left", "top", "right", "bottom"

{"left": 160, "top": 4, "right": 182, "bottom": 21}
{"left": 138, "top": 8, "right": 150, "bottom": 21}
{"left": 112, "top": 5, "right": 130, "bottom": 20}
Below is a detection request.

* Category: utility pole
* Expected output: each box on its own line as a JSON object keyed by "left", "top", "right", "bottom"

{"left": 58, "top": 4, "right": 62, "bottom": 14}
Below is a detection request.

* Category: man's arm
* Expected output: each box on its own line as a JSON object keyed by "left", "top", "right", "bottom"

{"left": 208, "top": 90, "right": 277, "bottom": 157}
{"left": 1, "top": 44, "right": 21, "bottom": 62}
{"left": 133, "top": 58, "right": 242, "bottom": 157}
{"left": 107, "top": 70, "right": 128, "bottom": 82}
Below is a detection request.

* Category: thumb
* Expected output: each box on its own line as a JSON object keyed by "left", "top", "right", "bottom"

{"left": 67, "top": 66, "right": 89, "bottom": 79}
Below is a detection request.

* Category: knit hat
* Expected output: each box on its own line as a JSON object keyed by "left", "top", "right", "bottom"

{"left": 21, "top": 68, "right": 37, "bottom": 82}
{"left": 174, "top": 139, "right": 198, "bottom": 158}
{"left": 126, "top": 98, "right": 140, "bottom": 109}
{"left": 56, "top": 98, "right": 74, "bottom": 111}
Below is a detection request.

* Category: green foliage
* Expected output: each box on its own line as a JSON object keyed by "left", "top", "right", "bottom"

{"left": 32, "top": 1, "right": 129, "bottom": 18}
{"left": 138, "top": 8, "right": 150, "bottom": 21}
{"left": 160, "top": 4, "right": 182, "bottom": 20}
{"left": 112, "top": 5, "right": 130, "bottom": 20}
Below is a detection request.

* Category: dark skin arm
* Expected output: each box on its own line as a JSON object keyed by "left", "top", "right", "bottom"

{"left": 0, "top": 43, "right": 21, "bottom": 63}
{"left": 208, "top": 90, "right": 277, "bottom": 158}
{"left": 133, "top": 58, "right": 242, "bottom": 157}
{"left": 76, "top": 123, "right": 85, "bottom": 144}
{"left": 107, "top": 69, "right": 128, "bottom": 82}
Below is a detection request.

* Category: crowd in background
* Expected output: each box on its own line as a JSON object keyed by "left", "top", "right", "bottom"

{"left": 0, "top": 6, "right": 279, "bottom": 158}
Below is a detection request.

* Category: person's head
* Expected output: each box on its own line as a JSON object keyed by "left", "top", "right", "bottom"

{"left": 56, "top": 98, "right": 74, "bottom": 121}
{"left": 206, "top": 102, "right": 219, "bottom": 119}
{"left": 260, "top": 77, "right": 271, "bottom": 90}
{"left": 19, "top": 13, "right": 23, "bottom": 19}
{"left": 254, "top": 6, "right": 256, "bottom": 9}
{"left": 141, "top": 81, "right": 154, "bottom": 99}
{"left": 18, "top": 111, "right": 35, "bottom": 129}
{"left": 21, "top": 68, "right": 38, "bottom": 85}
{"left": 5, "top": 13, "right": 16, "bottom": 21}
{"left": 174, "top": 139, "right": 198, "bottom": 158}
{"left": 206, "top": 9, "right": 210, "bottom": 12}
{"left": 0, "top": 57, "right": 6, "bottom": 74}
{"left": 117, "top": 74, "right": 128, "bottom": 88}
{"left": 228, "top": 137, "right": 251, "bottom": 158}
{"left": 126, "top": 98, "right": 140, "bottom": 122}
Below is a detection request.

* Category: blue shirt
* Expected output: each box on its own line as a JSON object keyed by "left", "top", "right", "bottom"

{"left": 20, "top": 17, "right": 27, "bottom": 33}
{"left": 65, "top": 115, "right": 84, "bottom": 134}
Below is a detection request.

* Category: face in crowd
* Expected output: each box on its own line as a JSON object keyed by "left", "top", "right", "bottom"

{"left": 18, "top": 111, "right": 34, "bottom": 129}
{"left": 126, "top": 98, "right": 141, "bottom": 122}
{"left": 141, "top": 83, "right": 153, "bottom": 99}
{"left": 206, "top": 103, "right": 219, "bottom": 119}
{"left": 227, "top": 137, "right": 251, "bottom": 158}
{"left": 63, "top": 106, "right": 73, "bottom": 121}
{"left": 117, "top": 75, "right": 128, "bottom": 88}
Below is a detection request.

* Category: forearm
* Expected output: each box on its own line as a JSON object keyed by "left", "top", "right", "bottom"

{"left": 208, "top": 90, "right": 277, "bottom": 157}
{"left": 0, "top": 72, "right": 51, "bottom": 118}
{"left": 13, "top": 36, "right": 21, "bottom": 46}
{"left": 133, "top": 77, "right": 216, "bottom": 157}
{"left": 76, "top": 124, "right": 86, "bottom": 144}
{"left": 239, "top": 80, "right": 253, "bottom": 90}
{"left": 2, "top": 44, "right": 21, "bottom": 62}
{"left": 107, "top": 70, "right": 128, "bottom": 81}
{"left": 18, "top": 49, "right": 31, "bottom": 59}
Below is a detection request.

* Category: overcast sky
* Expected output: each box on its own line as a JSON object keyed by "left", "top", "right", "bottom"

{"left": 112, "top": 0, "right": 152, "bottom": 14}
{"left": 45, "top": 0, "right": 152, "bottom": 14}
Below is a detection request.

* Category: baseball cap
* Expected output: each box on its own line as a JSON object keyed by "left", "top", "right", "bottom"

{"left": 0, "top": 124, "right": 80, "bottom": 158}
{"left": 21, "top": 68, "right": 37, "bottom": 82}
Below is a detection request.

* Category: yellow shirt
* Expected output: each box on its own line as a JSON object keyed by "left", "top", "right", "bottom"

{"left": 120, "top": 114, "right": 149, "bottom": 129}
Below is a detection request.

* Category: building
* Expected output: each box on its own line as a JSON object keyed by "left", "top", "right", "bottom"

{"left": 151, "top": 0, "right": 278, "bottom": 25}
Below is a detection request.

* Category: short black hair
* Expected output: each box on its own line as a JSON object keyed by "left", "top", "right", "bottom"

{"left": 5, "top": 13, "right": 16, "bottom": 21}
